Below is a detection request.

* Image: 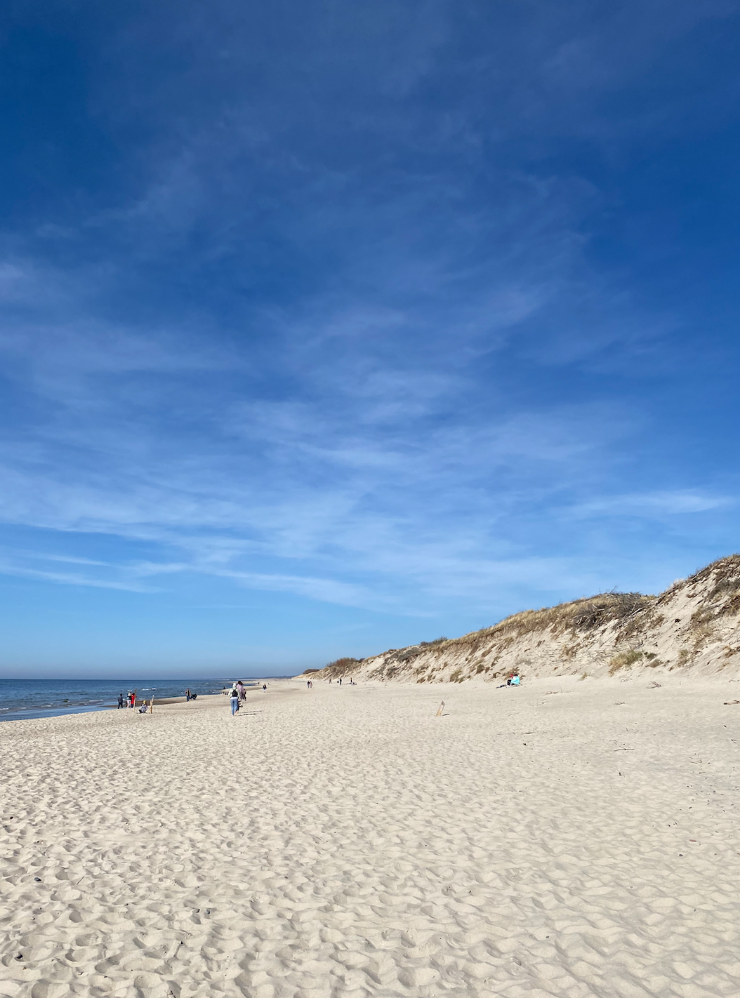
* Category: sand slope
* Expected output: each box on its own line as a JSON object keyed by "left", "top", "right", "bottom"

{"left": 2, "top": 679, "right": 740, "bottom": 997}
{"left": 311, "top": 554, "right": 740, "bottom": 684}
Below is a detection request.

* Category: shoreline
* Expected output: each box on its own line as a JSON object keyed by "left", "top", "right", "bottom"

{"left": 0, "top": 679, "right": 289, "bottom": 724}
{"left": 0, "top": 669, "right": 735, "bottom": 723}
{"left": 1, "top": 669, "right": 735, "bottom": 724}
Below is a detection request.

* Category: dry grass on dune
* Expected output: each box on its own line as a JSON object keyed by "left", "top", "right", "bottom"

{"left": 309, "top": 554, "right": 740, "bottom": 685}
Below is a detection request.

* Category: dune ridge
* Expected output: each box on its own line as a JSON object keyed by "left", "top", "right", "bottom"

{"left": 308, "top": 555, "right": 740, "bottom": 684}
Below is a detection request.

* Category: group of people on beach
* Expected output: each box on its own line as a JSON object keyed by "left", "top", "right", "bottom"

{"left": 116, "top": 688, "right": 200, "bottom": 711}
{"left": 306, "top": 678, "right": 357, "bottom": 688}
{"left": 228, "top": 680, "right": 267, "bottom": 715}
{"left": 229, "top": 680, "right": 246, "bottom": 714}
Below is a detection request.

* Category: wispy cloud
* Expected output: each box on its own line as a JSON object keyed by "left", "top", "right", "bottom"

{"left": 0, "top": 556, "right": 157, "bottom": 593}
{"left": 571, "top": 491, "right": 733, "bottom": 518}
{"left": 0, "top": 0, "right": 737, "bottom": 668}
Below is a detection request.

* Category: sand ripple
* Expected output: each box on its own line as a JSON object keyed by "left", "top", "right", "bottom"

{"left": 2, "top": 679, "right": 740, "bottom": 996}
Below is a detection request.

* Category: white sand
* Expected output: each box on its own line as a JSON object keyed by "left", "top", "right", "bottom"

{"left": 2, "top": 677, "right": 740, "bottom": 998}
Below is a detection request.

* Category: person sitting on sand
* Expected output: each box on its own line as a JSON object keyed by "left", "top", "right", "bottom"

{"left": 507, "top": 674, "right": 521, "bottom": 686}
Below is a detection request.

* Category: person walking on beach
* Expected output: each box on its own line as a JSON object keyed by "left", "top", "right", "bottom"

{"left": 117, "top": 693, "right": 124, "bottom": 709}
{"left": 186, "top": 688, "right": 191, "bottom": 701}
{"left": 237, "top": 680, "right": 245, "bottom": 700}
{"left": 230, "top": 687, "right": 239, "bottom": 715}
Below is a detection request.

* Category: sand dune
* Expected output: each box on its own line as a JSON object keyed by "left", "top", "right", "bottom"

{"left": 310, "top": 554, "right": 740, "bottom": 684}
{"left": 2, "top": 678, "right": 740, "bottom": 997}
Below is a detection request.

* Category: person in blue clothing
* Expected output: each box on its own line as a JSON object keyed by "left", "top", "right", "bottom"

{"left": 229, "top": 687, "right": 239, "bottom": 715}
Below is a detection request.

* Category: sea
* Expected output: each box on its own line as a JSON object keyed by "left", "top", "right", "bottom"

{"left": 0, "top": 677, "right": 271, "bottom": 722}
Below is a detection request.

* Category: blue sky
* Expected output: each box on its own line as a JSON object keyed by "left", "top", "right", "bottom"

{"left": 1, "top": 0, "right": 739, "bottom": 677}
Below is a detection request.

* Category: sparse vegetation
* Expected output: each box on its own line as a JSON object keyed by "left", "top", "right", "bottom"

{"left": 461, "top": 591, "right": 658, "bottom": 648}
{"left": 608, "top": 650, "right": 644, "bottom": 675}
{"left": 690, "top": 624, "right": 715, "bottom": 652}
{"left": 323, "top": 657, "right": 362, "bottom": 678}
{"left": 394, "top": 648, "right": 423, "bottom": 662}
{"left": 684, "top": 556, "right": 740, "bottom": 627}
{"left": 311, "top": 555, "right": 740, "bottom": 683}
{"left": 686, "top": 553, "right": 740, "bottom": 590}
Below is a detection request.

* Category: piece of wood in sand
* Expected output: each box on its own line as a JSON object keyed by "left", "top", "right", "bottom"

{"left": 436, "top": 701, "right": 445, "bottom": 717}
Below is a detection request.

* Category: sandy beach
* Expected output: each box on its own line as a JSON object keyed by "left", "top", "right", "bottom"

{"left": 2, "top": 678, "right": 740, "bottom": 998}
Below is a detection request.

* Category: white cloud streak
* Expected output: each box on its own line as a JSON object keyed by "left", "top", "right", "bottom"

{"left": 0, "top": 0, "right": 735, "bottom": 626}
